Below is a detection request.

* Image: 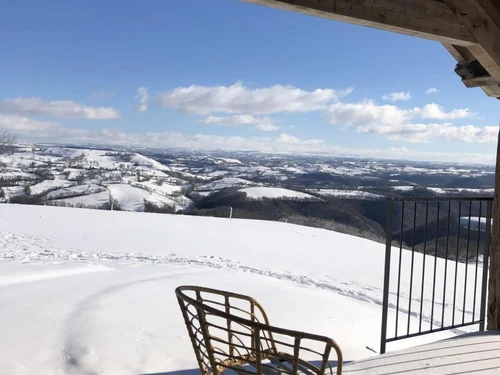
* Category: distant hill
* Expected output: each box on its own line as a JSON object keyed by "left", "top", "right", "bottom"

{"left": 0, "top": 144, "right": 494, "bottom": 248}
{"left": 0, "top": 145, "right": 192, "bottom": 212}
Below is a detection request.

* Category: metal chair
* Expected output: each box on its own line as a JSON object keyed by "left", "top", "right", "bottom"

{"left": 175, "top": 285, "right": 343, "bottom": 375}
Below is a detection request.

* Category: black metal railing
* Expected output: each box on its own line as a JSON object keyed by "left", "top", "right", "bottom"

{"left": 380, "top": 197, "right": 493, "bottom": 354}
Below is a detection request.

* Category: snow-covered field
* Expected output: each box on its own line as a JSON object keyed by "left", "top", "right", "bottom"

{"left": 392, "top": 186, "right": 414, "bottom": 192}
{"left": 240, "top": 186, "right": 316, "bottom": 200}
{"left": 0, "top": 204, "right": 483, "bottom": 375}
{"left": 428, "top": 187, "right": 495, "bottom": 195}
{"left": 460, "top": 216, "right": 492, "bottom": 231}
{"left": 107, "top": 184, "right": 185, "bottom": 212}
{"left": 308, "top": 189, "right": 384, "bottom": 200}
{"left": 196, "top": 177, "right": 257, "bottom": 192}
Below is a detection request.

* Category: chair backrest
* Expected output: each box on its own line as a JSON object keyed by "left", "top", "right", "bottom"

{"left": 175, "top": 285, "right": 343, "bottom": 375}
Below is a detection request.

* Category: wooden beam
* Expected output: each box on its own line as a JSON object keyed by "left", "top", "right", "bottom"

{"left": 244, "top": 0, "right": 477, "bottom": 45}
{"left": 444, "top": 0, "right": 500, "bottom": 79}
{"left": 462, "top": 75, "right": 500, "bottom": 88}
{"left": 482, "top": 84, "right": 500, "bottom": 97}
{"left": 442, "top": 43, "right": 475, "bottom": 61}
{"left": 467, "top": 43, "right": 500, "bottom": 80}
{"left": 443, "top": 43, "right": 500, "bottom": 97}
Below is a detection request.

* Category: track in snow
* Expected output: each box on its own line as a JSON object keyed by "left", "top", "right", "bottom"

{"left": 0, "top": 232, "right": 470, "bottom": 336}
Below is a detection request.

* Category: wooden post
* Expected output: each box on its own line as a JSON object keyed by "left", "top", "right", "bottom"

{"left": 487, "top": 126, "right": 500, "bottom": 330}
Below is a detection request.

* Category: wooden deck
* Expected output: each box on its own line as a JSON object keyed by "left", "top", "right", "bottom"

{"left": 342, "top": 332, "right": 500, "bottom": 374}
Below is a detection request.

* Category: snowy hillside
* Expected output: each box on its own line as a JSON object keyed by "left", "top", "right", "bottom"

{"left": 0, "top": 146, "right": 191, "bottom": 212}
{"left": 0, "top": 204, "right": 482, "bottom": 375}
{"left": 241, "top": 186, "right": 317, "bottom": 199}
{"left": 308, "top": 188, "right": 384, "bottom": 200}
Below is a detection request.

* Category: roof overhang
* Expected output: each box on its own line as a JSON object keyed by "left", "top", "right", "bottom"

{"left": 243, "top": 0, "right": 500, "bottom": 99}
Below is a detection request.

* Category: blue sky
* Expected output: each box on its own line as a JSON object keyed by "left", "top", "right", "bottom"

{"left": 1, "top": 0, "right": 498, "bottom": 163}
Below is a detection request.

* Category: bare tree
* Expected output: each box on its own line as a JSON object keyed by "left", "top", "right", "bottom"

{"left": 0, "top": 132, "right": 15, "bottom": 155}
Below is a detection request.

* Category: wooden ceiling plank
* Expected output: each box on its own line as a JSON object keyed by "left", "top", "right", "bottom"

{"left": 244, "top": 0, "right": 477, "bottom": 45}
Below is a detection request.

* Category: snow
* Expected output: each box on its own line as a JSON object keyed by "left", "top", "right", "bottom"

{"left": 206, "top": 170, "right": 230, "bottom": 178}
{"left": 0, "top": 204, "right": 487, "bottom": 375}
{"left": 456, "top": 188, "right": 494, "bottom": 194}
{"left": 129, "top": 179, "right": 185, "bottom": 196}
{"left": 0, "top": 170, "right": 39, "bottom": 180}
{"left": 217, "top": 157, "right": 242, "bottom": 164}
{"left": 241, "top": 187, "right": 316, "bottom": 199}
{"left": 279, "top": 166, "right": 306, "bottom": 174}
{"left": 196, "top": 191, "right": 213, "bottom": 196}
{"left": 196, "top": 177, "right": 256, "bottom": 191}
{"left": 61, "top": 168, "right": 82, "bottom": 180}
{"left": 0, "top": 145, "right": 194, "bottom": 213}
{"left": 427, "top": 187, "right": 446, "bottom": 194}
{"left": 428, "top": 187, "right": 495, "bottom": 195}
{"left": 107, "top": 183, "right": 183, "bottom": 211}
{"left": 460, "top": 216, "right": 491, "bottom": 231}
{"left": 130, "top": 153, "right": 170, "bottom": 170}
{"left": 46, "top": 184, "right": 105, "bottom": 199}
{"left": 56, "top": 191, "right": 111, "bottom": 208}
{"left": 392, "top": 186, "right": 414, "bottom": 192}
{"left": 0, "top": 264, "right": 112, "bottom": 287}
{"left": 2, "top": 186, "right": 26, "bottom": 198}
{"left": 29, "top": 179, "right": 75, "bottom": 195}
{"left": 309, "top": 189, "right": 384, "bottom": 200}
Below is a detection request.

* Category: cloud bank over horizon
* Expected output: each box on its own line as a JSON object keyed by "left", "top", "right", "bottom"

{"left": 0, "top": 82, "right": 496, "bottom": 164}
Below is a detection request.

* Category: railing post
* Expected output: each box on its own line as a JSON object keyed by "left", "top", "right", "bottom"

{"left": 479, "top": 200, "right": 492, "bottom": 331}
{"left": 380, "top": 199, "right": 394, "bottom": 354}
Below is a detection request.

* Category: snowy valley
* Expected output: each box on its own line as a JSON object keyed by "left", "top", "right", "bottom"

{"left": 0, "top": 145, "right": 495, "bottom": 214}
{"left": 0, "top": 144, "right": 495, "bottom": 254}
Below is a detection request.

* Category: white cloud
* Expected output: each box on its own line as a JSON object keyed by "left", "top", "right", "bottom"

{"left": 89, "top": 90, "right": 114, "bottom": 100}
{"left": 2, "top": 117, "right": 494, "bottom": 164}
{"left": 357, "top": 123, "right": 497, "bottom": 143}
{"left": 325, "top": 101, "right": 418, "bottom": 126}
{"left": 326, "top": 99, "right": 487, "bottom": 143}
{"left": 389, "top": 146, "right": 410, "bottom": 152}
{"left": 157, "top": 82, "right": 352, "bottom": 115}
{"left": 303, "top": 139, "right": 325, "bottom": 145}
{"left": 0, "top": 114, "right": 60, "bottom": 131}
{"left": 425, "top": 88, "right": 439, "bottom": 94}
{"left": 326, "top": 101, "right": 475, "bottom": 128}
{"left": 198, "top": 114, "right": 279, "bottom": 131}
{"left": 382, "top": 92, "right": 411, "bottom": 102}
{"left": 329, "top": 100, "right": 473, "bottom": 124}
{"left": 276, "top": 133, "right": 301, "bottom": 144}
{"left": 0, "top": 97, "right": 120, "bottom": 119}
{"left": 255, "top": 122, "right": 279, "bottom": 132}
{"left": 0, "top": 114, "right": 93, "bottom": 141}
{"left": 136, "top": 87, "right": 149, "bottom": 112}
{"left": 199, "top": 114, "right": 256, "bottom": 126}
{"left": 419, "top": 103, "right": 475, "bottom": 120}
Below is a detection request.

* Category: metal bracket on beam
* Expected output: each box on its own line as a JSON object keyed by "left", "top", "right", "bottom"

{"left": 455, "top": 60, "right": 500, "bottom": 97}
{"left": 454, "top": 60, "right": 489, "bottom": 80}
